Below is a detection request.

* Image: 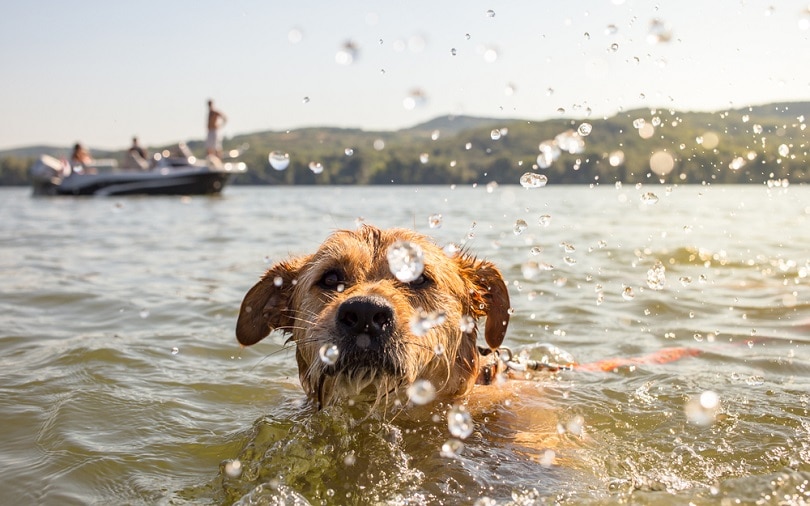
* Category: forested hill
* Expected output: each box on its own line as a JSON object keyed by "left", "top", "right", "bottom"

{"left": 1, "top": 102, "right": 808, "bottom": 186}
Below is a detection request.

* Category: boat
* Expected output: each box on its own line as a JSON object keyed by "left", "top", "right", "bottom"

{"left": 30, "top": 150, "right": 247, "bottom": 196}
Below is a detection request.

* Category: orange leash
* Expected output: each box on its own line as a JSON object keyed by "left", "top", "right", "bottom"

{"left": 573, "top": 346, "right": 702, "bottom": 372}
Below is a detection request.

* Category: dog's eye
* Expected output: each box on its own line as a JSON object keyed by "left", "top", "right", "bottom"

{"left": 318, "top": 270, "right": 344, "bottom": 290}
{"left": 408, "top": 274, "right": 431, "bottom": 288}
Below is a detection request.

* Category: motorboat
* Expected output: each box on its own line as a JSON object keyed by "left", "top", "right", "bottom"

{"left": 30, "top": 151, "right": 247, "bottom": 196}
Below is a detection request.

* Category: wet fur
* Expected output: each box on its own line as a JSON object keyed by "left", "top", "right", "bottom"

{"left": 236, "top": 225, "right": 510, "bottom": 409}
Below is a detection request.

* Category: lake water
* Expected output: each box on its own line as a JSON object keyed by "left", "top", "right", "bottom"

{"left": 1, "top": 184, "right": 808, "bottom": 505}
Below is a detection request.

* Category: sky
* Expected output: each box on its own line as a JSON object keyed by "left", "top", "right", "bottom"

{"left": 0, "top": 0, "right": 808, "bottom": 150}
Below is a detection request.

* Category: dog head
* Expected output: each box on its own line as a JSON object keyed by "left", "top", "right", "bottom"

{"left": 236, "top": 225, "right": 510, "bottom": 408}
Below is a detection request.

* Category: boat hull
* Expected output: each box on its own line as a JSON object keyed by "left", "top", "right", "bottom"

{"left": 31, "top": 157, "right": 245, "bottom": 197}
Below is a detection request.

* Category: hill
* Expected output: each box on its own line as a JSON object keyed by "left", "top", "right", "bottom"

{"left": 1, "top": 102, "right": 808, "bottom": 186}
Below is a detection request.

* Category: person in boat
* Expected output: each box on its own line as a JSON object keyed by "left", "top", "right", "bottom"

{"left": 70, "top": 143, "right": 94, "bottom": 173}
{"left": 124, "top": 136, "right": 150, "bottom": 170}
{"left": 206, "top": 99, "right": 227, "bottom": 159}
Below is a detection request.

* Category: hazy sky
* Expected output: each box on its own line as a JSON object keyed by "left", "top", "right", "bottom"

{"left": 1, "top": 0, "right": 808, "bottom": 150}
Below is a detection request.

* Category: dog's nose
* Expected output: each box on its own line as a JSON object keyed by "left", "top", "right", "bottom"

{"left": 337, "top": 296, "right": 394, "bottom": 340}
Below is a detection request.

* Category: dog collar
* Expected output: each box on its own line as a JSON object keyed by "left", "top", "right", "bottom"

{"left": 477, "top": 346, "right": 570, "bottom": 385}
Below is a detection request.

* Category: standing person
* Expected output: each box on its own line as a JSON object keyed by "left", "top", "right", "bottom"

{"left": 129, "top": 136, "right": 147, "bottom": 159}
{"left": 206, "top": 99, "right": 227, "bottom": 159}
{"left": 125, "top": 136, "right": 149, "bottom": 169}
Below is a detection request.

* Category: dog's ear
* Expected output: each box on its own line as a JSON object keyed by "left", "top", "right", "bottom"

{"left": 235, "top": 256, "right": 308, "bottom": 346}
{"left": 465, "top": 259, "right": 511, "bottom": 350}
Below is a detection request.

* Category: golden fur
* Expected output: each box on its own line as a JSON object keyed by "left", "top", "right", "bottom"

{"left": 236, "top": 225, "right": 510, "bottom": 409}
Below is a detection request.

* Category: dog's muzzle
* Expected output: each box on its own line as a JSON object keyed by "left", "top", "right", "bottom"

{"left": 330, "top": 295, "right": 399, "bottom": 374}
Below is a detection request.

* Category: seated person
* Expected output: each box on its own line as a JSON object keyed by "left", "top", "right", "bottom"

{"left": 70, "top": 143, "right": 95, "bottom": 173}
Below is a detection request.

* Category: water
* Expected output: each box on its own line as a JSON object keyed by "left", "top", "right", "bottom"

{"left": 1, "top": 184, "right": 809, "bottom": 505}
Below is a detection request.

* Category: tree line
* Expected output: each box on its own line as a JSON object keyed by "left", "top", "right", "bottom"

{"left": 2, "top": 103, "right": 807, "bottom": 186}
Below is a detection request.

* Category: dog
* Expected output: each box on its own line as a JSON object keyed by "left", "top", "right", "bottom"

{"left": 236, "top": 225, "right": 511, "bottom": 410}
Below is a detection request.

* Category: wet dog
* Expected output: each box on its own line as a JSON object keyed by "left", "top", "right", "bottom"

{"left": 236, "top": 225, "right": 510, "bottom": 409}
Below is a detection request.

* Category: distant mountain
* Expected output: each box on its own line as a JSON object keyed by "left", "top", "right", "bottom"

{"left": 0, "top": 145, "right": 120, "bottom": 159}
{"left": 404, "top": 115, "right": 516, "bottom": 135}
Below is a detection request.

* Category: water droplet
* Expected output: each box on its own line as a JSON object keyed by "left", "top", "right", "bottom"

{"left": 387, "top": 241, "right": 425, "bottom": 282}
{"left": 319, "top": 343, "right": 339, "bottom": 365}
{"left": 407, "top": 379, "right": 436, "bottom": 405}
{"left": 410, "top": 309, "right": 447, "bottom": 336}
{"left": 450, "top": 47, "right": 457, "bottom": 56}
{"left": 555, "top": 130, "right": 585, "bottom": 154}
{"left": 646, "top": 260, "right": 666, "bottom": 290}
{"left": 490, "top": 129, "right": 502, "bottom": 140}
{"left": 224, "top": 459, "right": 243, "bottom": 478}
{"left": 605, "top": 24, "right": 618, "bottom": 35}
{"left": 632, "top": 118, "right": 646, "bottom": 129}
{"left": 440, "top": 438, "right": 465, "bottom": 458}
{"left": 335, "top": 41, "right": 358, "bottom": 65}
{"left": 538, "top": 214, "right": 552, "bottom": 227}
{"left": 530, "top": 246, "right": 543, "bottom": 256}
{"left": 513, "top": 219, "right": 528, "bottom": 235}
{"left": 800, "top": 8, "right": 810, "bottom": 30}
{"left": 447, "top": 405, "right": 474, "bottom": 439}
{"left": 577, "top": 123, "right": 593, "bottom": 136}
{"left": 609, "top": 150, "right": 625, "bottom": 167}
{"left": 482, "top": 46, "right": 498, "bottom": 63}
{"left": 459, "top": 315, "right": 475, "bottom": 333}
{"left": 647, "top": 18, "right": 673, "bottom": 44}
{"left": 268, "top": 151, "right": 290, "bottom": 171}
{"left": 641, "top": 192, "right": 659, "bottom": 205}
{"left": 608, "top": 42, "right": 619, "bottom": 53}
{"left": 302, "top": 96, "right": 310, "bottom": 104}
{"left": 729, "top": 156, "right": 746, "bottom": 171}
{"left": 171, "top": 347, "right": 179, "bottom": 355}
{"left": 752, "top": 124, "right": 763, "bottom": 134}
{"left": 685, "top": 390, "right": 719, "bottom": 426}
{"left": 403, "top": 89, "right": 428, "bottom": 110}
{"left": 139, "top": 309, "right": 150, "bottom": 319}
{"left": 649, "top": 151, "right": 675, "bottom": 177}
{"left": 288, "top": 28, "right": 303, "bottom": 44}
{"left": 273, "top": 276, "right": 283, "bottom": 287}
{"left": 560, "top": 241, "right": 576, "bottom": 253}
{"left": 778, "top": 144, "right": 790, "bottom": 157}
{"left": 537, "top": 141, "right": 561, "bottom": 168}
{"left": 485, "top": 9, "right": 496, "bottom": 18}
{"left": 434, "top": 343, "right": 445, "bottom": 356}
{"left": 428, "top": 214, "right": 442, "bottom": 228}
{"left": 443, "top": 243, "right": 461, "bottom": 257}
{"left": 344, "top": 148, "right": 354, "bottom": 156}
{"left": 565, "top": 415, "right": 585, "bottom": 436}
{"left": 520, "top": 172, "right": 548, "bottom": 188}
{"left": 621, "top": 286, "right": 635, "bottom": 300}
{"left": 308, "top": 162, "right": 324, "bottom": 174}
